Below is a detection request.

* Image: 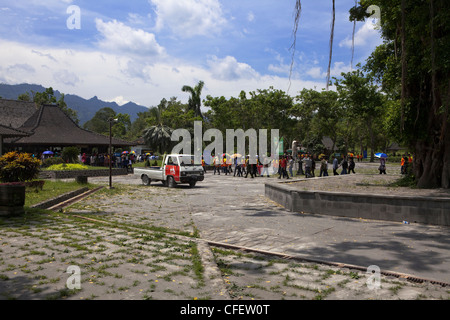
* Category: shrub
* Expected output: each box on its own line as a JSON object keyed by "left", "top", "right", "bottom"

{"left": 0, "top": 152, "right": 41, "bottom": 183}
{"left": 41, "top": 156, "right": 65, "bottom": 168}
{"left": 61, "top": 146, "right": 80, "bottom": 163}
{"left": 46, "top": 163, "right": 88, "bottom": 171}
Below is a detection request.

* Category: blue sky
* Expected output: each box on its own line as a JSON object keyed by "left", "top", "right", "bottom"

{"left": 0, "top": 0, "right": 383, "bottom": 108}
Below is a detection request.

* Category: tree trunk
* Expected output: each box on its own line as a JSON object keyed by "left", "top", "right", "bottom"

{"left": 400, "top": 0, "right": 407, "bottom": 131}
{"left": 414, "top": 140, "right": 443, "bottom": 189}
{"left": 412, "top": 2, "right": 450, "bottom": 189}
{"left": 442, "top": 124, "right": 450, "bottom": 189}
{"left": 414, "top": 84, "right": 450, "bottom": 189}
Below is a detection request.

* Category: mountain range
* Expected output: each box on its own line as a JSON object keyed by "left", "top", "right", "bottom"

{"left": 0, "top": 83, "right": 149, "bottom": 125}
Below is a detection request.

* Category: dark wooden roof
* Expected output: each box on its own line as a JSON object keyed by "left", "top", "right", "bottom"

{"left": 0, "top": 124, "right": 29, "bottom": 138}
{"left": 6, "top": 104, "right": 133, "bottom": 147}
{"left": 0, "top": 99, "right": 38, "bottom": 128}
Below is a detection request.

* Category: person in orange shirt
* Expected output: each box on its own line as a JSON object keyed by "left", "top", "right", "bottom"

{"left": 401, "top": 155, "right": 406, "bottom": 174}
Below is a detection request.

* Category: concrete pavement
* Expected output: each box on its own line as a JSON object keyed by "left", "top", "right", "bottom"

{"left": 105, "top": 171, "right": 450, "bottom": 285}
{"left": 1, "top": 170, "right": 449, "bottom": 301}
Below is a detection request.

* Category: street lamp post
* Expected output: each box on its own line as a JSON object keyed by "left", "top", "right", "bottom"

{"left": 108, "top": 118, "right": 118, "bottom": 189}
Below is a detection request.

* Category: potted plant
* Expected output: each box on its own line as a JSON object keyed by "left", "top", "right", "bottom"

{"left": 0, "top": 152, "right": 41, "bottom": 216}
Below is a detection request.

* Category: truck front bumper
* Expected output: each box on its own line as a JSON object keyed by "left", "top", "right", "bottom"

{"left": 180, "top": 175, "right": 204, "bottom": 183}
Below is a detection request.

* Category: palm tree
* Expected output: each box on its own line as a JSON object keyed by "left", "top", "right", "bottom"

{"left": 181, "top": 80, "right": 204, "bottom": 119}
{"left": 142, "top": 104, "right": 174, "bottom": 154}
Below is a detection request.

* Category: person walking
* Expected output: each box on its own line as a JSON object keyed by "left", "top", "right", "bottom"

{"left": 304, "top": 154, "right": 312, "bottom": 178}
{"left": 379, "top": 157, "right": 387, "bottom": 174}
{"left": 245, "top": 156, "right": 254, "bottom": 178}
{"left": 332, "top": 156, "right": 339, "bottom": 175}
{"left": 340, "top": 157, "right": 348, "bottom": 175}
{"left": 297, "top": 154, "right": 304, "bottom": 175}
{"left": 278, "top": 156, "right": 289, "bottom": 179}
{"left": 288, "top": 155, "right": 294, "bottom": 177}
{"left": 319, "top": 157, "right": 329, "bottom": 177}
{"left": 260, "top": 155, "right": 270, "bottom": 177}
{"left": 213, "top": 156, "right": 220, "bottom": 175}
{"left": 348, "top": 157, "right": 356, "bottom": 174}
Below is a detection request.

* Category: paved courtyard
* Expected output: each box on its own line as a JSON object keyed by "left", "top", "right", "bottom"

{"left": 1, "top": 166, "right": 449, "bottom": 301}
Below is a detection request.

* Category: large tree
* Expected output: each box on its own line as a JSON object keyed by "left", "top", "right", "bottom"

{"left": 335, "top": 69, "right": 385, "bottom": 162}
{"left": 292, "top": 0, "right": 450, "bottom": 188}
{"left": 83, "top": 107, "right": 130, "bottom": 139}
{"left": 353, "top": 0, "right": 450, "bottom": 188}
{"left": 294, "top": 88, "right": 342, "bottom": 156}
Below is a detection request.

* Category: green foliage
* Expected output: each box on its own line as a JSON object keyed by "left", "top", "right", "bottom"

{"left": 204, "top": 87, "right": 296, "bottom": 146}
{"left": 61, "top": 146, "right": 80, "bottom": 163}
{"left": 142, "top": 125, "right": 174, "bottom": 154}
{"left": 31, "top": 87, "right": 79, "bottom": 124}
{"left": 352, "top": 0, "right": 450, "bottom": 188}
{"left": 41, "top": 156, "right": 65, "bottom": 168}
{"left": 0, "top": 152, "right": 41, "bottom": 183}
{"left": 181, "top": 80, "right": 205, "bottom": 119}
{"left": 83, "top": 107, "right": 116, "bottom": 134}
{"left": 83, "top": 107, "right": 131, "bottom": 139}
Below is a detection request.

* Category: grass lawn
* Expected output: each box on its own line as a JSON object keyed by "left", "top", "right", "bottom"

{"left": 25, "top": 180, "right": 94, "bottom": 207}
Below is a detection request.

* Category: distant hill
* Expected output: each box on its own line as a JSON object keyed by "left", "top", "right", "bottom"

{"left": 0, "top": 83, "right": 149, "bottom": 125}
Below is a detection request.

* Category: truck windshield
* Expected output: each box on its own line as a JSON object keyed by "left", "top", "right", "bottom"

{"left": 178, "top": 156, "right": 199, "bottom": 166}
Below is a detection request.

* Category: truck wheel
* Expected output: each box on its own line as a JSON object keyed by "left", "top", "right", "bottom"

{"left": 189, "top": 181, "right": 196, "bottom": 187}
{"left": 141, "top": 175, "right": 151, "bottom": 186}
{"left": 167, "top": 176, "right": 175, "bottom": 188}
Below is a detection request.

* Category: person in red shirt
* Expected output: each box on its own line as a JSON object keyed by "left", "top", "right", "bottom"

{"left": 278, "top": 156, "right": 289, "bottom": 179}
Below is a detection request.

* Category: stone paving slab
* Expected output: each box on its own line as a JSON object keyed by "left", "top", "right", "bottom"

{"left": 1, "top": 170, "right": 450, "bottom": 301}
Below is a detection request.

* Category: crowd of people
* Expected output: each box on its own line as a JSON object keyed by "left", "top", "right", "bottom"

{"left": 205, "top": 152, "right": 400, "bottom": 179}
{"left": 79, "top": 152, "right": 136, "bottom": 171}
{"left": 37, "top": 148, "right": 413, "bottom": 178}
{"left": 206, "top": 153, "right": 346, "bottom": 179}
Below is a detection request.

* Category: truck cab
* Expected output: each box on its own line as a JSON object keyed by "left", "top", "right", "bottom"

{"left": 134, "top": 154, "right": 204, "bottom": 187}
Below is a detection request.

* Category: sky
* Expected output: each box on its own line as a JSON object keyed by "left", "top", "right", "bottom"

{"left": 0, "top": 0, "right": 383, "bottom": 109}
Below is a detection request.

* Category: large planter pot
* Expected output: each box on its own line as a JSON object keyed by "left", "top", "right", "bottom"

{"left": 0, "top": 184, "right": 26, "bottom": 216}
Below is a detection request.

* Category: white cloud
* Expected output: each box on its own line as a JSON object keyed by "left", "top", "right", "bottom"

{"left": 107, "top": 96, "right": 130, "bottom": 106}
{"left": 0, "top": 39, "right": 327, "bottom": 111}
{"left": 305, "top": 67, "right": 323, "bottom": 79}
{"left": 150, "top": 0, "right": 227, "bottom": 37}
{"left": 53, "top": 69, "right": 80, "bottom": 87}
{"left": 266, "top": 49, "right": 290, "bottom": 76}
{"left": 329, "top": 61, "right": 352, "bottom": 77}
{"left": 207, "top": 55, "right": 259, "bottom": 81}
{"left": 339, "top": 20, "right": 382, "bottom": 49}
{"left": 95, "top": 18, "right": 165, "bottom": 57}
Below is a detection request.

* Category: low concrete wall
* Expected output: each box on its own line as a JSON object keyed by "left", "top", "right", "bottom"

{"left": 39, "top": 168, "right": 129, "bottom": 179}
{"left": 265, "top": 181, "right": 450, "bottom": 226}
{"left": 30, "top": 187, "right": 89, "bottom": 209}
